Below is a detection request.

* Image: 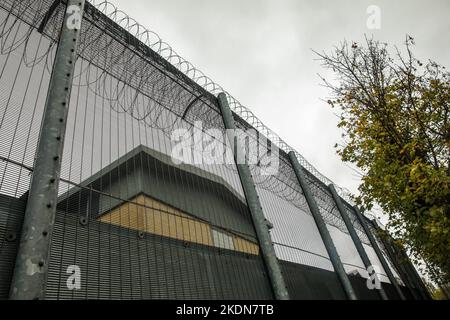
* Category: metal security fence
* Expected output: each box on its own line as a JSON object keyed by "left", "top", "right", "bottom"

{"left": 0, "top": 0, "right": 429, "bottom": 300}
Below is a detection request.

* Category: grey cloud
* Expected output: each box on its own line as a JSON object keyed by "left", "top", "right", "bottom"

{"left": 107, "top": 0, "right": 450, "bottom": 200}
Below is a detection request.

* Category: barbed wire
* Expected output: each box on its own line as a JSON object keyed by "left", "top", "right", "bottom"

{"left": 0, "top": 0, "right": 379, "bottom": 227}
{"left": 87, "top": 0, "right": 378, "bottom": 222}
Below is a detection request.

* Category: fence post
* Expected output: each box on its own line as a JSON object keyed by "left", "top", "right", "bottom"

{"left": 328, "top": 185, "right": 389, "bottom": 300}
{"left": 396, "top": 247, "right": 431, "bottom": 300}
{"left": 375, "top": 224, "right": 431, "bottom": 300}
{"left": 376, "top": 229, "right": 421, "bottom": 300}
{"left": 9, "top": 0, "right": 86, "bottom": 300}
{"left": 217, "top": 93, "right": 289, "bottom": 300}
{"left": 288, "top": 152, "right": 357, "bottom": 300}
{"left": 353, "top": 207, "right": 406, "bottom": 300}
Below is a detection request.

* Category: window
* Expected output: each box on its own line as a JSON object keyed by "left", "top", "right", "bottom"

{"left": 212, "top": 229, "right": 235, "bottom": 250}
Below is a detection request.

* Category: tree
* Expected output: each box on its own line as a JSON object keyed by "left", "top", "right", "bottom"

{"left": 428, "top": 282, "right": 450, "bottom": 300}
{"left": 315, "top": 36, "right": 449, "bottom": 284}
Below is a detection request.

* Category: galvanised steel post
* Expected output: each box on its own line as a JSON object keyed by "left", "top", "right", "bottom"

{"left": 376, "top": 230, "right": 420, "bottom": 300}
{"left": 383, "top": 231, "right": 430, "bottom": 300}
{"left": 9, "top": 0, "right": 86, "bottom": 300}
{"left": 353, "top": 206, "right": 406, "bottom": 300}
{"left": 401, "top": 251, "right": 431, "bottom": 300}
{"left": 217, "top": 93, "right": 289, "bottom": 300}
{"left": 288, "top": 152, "right": 357, "bottom": 300}
{"left": 328, "top": 184, "right": 390, "bottom": 300}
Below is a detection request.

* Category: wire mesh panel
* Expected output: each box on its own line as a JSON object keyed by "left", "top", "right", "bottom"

{"left": 48, "top": 1, "right": 274, "bottom": 299}
{"left": 230, "top": 113, "right": 332, "bottom": 268}
{"left": 0, "top": 0, "right": 63, "bottom": 299}
{"left": 341, "top": 202, "right": 370, "bottom": 246}
{"left": 301, "top": 172, "right": 366, "bottom": 275}
{"left": 0, "top": 0, "right": 421, "bottom": 300}
{"left": 0, "top": 0, "right": 273, "bottom": 300}
{"left": 225, "top": 119, "right": 345, "bottom": 297}
{"left": 341, "top": 202, "right": 393, "bottom": 283}
{"left": 367, "top": 222, "right": 403, "bottom": 285}
{"left": 252, "top": 152, "right": 334, "bottom": 272}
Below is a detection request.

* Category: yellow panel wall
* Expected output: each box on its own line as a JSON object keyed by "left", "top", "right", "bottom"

{"left": 98, "top": 194, "right": 258, "bottom": 255}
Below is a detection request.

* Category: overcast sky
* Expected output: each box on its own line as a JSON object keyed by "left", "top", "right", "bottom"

{"left": 104, "top": 0, "right": 450, "bottom": 212}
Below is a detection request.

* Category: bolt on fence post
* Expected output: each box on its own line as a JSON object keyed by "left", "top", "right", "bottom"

{"left": 353, "top": 207, "right": 406, "bottom": 300}
{"left": 328, "top": 184, "right": 389, "bottom": 300}
{"left": 288, "top": 152, "right": 357, "bottom": 300}
{"left": 9, "top": 0, "right": 86, "bottom": 300}
{"left": 217, "top": 93, "right": 289, "bottom": 300}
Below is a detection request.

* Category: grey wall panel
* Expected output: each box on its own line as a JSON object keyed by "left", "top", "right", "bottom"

{"left": 363, "top": 243, "right": 391, "bottom": 284}
{"left": 326, "top": 224, "right": 366, "bottom": 273}
{"left": 367, "top": 224, "right": 403, "bottom": 282}
{"left": 0, "top": 195, "right": 26, "bottom": 299}
{"left": 256, "top": 187, "right": 333, "bottom": 271}
{"left": 0, "top": 191, "right": 425, "bottom": 300}
{"left": 45, "top": 211, "right": 273, "bottom": 300}
{"left": 383, "top": 283, "right": 406, "bottom": 300}
{"left": 274, "top": 244, "right": 333, "bottom": 271}
{"left": 348, "top": 275, "right": 381, "bottom": 300}
{"left": 139, "top": 157, "right": 254, "bottom": 238}
{"left": 58, "top": 148, "right": 257, "bottom": 241}
{"left": 280, "top": 260, "right": 346, "bottom": 300}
